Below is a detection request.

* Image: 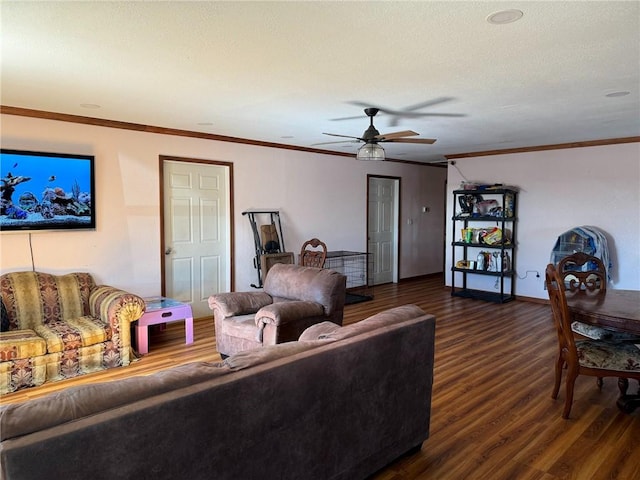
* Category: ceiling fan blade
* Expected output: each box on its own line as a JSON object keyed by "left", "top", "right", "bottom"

{"left": 401, "top": 97, "right": 455, "bottom": 112}
{"left": 376, "top": 130, "right": 419, "bottom": 140}
{"left": 312, "top": 139, "right": 361, "bottom": 146}
{"left": 386, "top": 138, "right": 437, "bottom": 144}
{"left": 348, "top": 98, "right": 455, "bottom": 116}
{"left": 330, "top": 114, "right": 367, "bottom": 121}
{"left": 408, "top": 112, "right": 467, "bottom": 118}
{"left": 321, "top": 132, "right": 363, "bottom": 140}
{"left": 347, "top": 101, "right": 386, "bottom": 110}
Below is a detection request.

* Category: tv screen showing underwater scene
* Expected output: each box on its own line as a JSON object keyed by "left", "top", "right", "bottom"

{"left": 0, "top": 149, "right": 96, "bottom": 232}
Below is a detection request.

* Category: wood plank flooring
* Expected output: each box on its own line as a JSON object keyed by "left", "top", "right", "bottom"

{"left": 2, "top": 275, "right": 638, "bottom": 479}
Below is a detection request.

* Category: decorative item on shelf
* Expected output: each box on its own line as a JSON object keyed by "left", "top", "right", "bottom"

{"left": 476, "top": 252, "right": 486, "bottom": 270}
{"left": 482, "top": 227, "right": 503, "bottom": 245}
{"left": 459, "top": 182, "right": 520, "bottom": 192}
{"left": 458, "top": 194, "right": 482, "bottom": 216}
{"left": 475, "top": 199, "right": 500, "bottom": 216}
{"left": 504, "top": 192, "right": 515, "bottom": 218}
{"left": 502, "top": 251, "right": 511, "bottom": 272}
{"left": 491, "top": 252, "right": 501, "bottom": 272}
{"left": 456, "top": 259, "right": 473, "bottom": 269}
{"left": 461, "top": 228, "right": 474, "bottom": 243}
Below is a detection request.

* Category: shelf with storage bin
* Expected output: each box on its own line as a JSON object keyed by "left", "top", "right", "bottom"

{"left": 451, "top": 188, "right": 518, "bottom": 303}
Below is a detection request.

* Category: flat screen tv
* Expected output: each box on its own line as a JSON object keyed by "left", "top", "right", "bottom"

{"left": 0, "top": 149, "right": 96, "bottom": 232}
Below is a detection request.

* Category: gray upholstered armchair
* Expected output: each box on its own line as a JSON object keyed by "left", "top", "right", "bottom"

{"left": 208, "top": 263, "right": 346, "bottom": 357}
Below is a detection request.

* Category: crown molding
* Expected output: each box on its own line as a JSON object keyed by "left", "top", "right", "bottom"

{"left": 3, "top": 105, "right": 634, "bottom": 165}
{"left": 446, "top": 136, "right": 640, "bottom": 159}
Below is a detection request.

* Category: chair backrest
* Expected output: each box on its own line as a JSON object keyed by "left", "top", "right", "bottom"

{"left": 299, "top": 238, "right": 327, "bottom": 268}
{"left": 545, "top": 264, "right": 578, "bottom": 361}
{"left": 557, "top": 252, "right": 607, "bottom": 293}
{"left": 263, "top": 263, "right": 346, "bottom": 320}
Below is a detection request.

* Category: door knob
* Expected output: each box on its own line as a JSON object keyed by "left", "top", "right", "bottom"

{"left": 165, "top": 247, "right": 173, "bottom": 255}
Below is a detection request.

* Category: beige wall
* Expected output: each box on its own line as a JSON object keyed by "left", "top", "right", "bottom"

{"left": 446, "top": 142, "right": 640, "bottom": 298}
{"left": 0, "top": 114, "right": 447, "bottom": 295}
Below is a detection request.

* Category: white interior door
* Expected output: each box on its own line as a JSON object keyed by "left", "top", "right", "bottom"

{"left": 163, "top": 159, "right": 230, "bottom": 318}
{"left": 368, "top": 176, "right": 399, "bottom": 285}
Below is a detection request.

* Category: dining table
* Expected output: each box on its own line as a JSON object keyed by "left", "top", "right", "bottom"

{"left": 566, "top": 289, "right": 640, "bottom": 413}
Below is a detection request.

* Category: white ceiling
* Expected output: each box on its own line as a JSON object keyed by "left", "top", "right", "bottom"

{"left": 2, "top": 1, "right": 639, "bottom": 163}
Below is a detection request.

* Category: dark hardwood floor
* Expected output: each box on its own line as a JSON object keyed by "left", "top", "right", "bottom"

{"left": 2, "top": 275, "right": 638, "bottom": 479}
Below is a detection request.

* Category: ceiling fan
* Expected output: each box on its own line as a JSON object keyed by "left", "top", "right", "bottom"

{"left": 314, "top": 108, "right": 436, "bottom": 161}
{"left": 332, "top": 98, "right": 466, "bottom": 127}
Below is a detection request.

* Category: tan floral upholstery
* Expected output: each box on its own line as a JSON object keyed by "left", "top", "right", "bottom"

{"left": 0, "top": 271, "right": 145, "bottom": 394}
{"left": 576, "top": 340, "right": 640, "bottom": 371}
{"left": 571, "top": 321, "right": 640, "bottom": 342}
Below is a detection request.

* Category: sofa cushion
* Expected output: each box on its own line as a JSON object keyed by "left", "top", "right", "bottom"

{"left": 34, "top": 316, "right": 110, "bottom": 353}
{"left": 0, "top": 361, "right": 232, "bottom": 441}
{"left": 221, "top": 314, "right": 261, "bottom": 342}
{"left": 0, "top": 329, "right": 47, "bottom": 361}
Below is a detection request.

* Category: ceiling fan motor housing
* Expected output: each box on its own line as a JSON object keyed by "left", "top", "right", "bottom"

{"left": 363, "top": 108, "right": 381, "bottom": 141}
{"left": 363, "top": 125, "right": 381, "bottom": 141}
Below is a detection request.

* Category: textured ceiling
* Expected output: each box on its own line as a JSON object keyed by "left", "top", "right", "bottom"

{"left": 1, "top": 1, "right": 639, "bottom": 163}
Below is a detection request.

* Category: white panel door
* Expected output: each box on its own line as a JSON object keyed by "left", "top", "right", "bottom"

{"left": 368, "top": 177, "right": 398, "bottom": 285}
{"left": 163, "top": 160, "right": 229, "bottom": 318}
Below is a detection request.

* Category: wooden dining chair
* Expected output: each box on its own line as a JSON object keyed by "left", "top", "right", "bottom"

{"left": 557, "top": 252, "right": 637, "bottom": 342}
{"left": 545, "top": 263, "right": 640, "bottom": 418}
{"left": 557, "top": 251, "right": 607, "bottom": 293}
{"left": 299, "top": 238, "right": 327, "bottom": 268}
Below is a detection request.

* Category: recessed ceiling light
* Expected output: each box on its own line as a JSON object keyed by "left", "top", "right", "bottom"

{"left": 280, "top": 135, "right": 294, "bottom": 139}
{"left": 197, "top": 122, "right": 213, "bottom": 126}
{"left": 605, "top": 91, "right": 630, "bottom": 98}
{"left": 80, "top": 103, "right": 101, "bottom": 109}
{"left": 487, "top": 9, "right": 524, "bottom": 25}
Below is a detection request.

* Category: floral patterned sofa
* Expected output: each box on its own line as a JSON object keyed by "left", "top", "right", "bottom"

{"left": 0, "top": 271, "right": 146, "bottom": 394}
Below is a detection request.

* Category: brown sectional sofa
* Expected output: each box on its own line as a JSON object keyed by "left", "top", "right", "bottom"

{"left": 0, "top": 304, "right": 436, "bottom": 480}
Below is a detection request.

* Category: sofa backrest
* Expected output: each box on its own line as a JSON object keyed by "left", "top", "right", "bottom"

{"left": 0, "top": 272, "right": 95, "bottom": 330}
{"left": 0, "top": 304, "right": 435, "bottom": 480}
{"left": 263, "top": 263, "right": 346, "bottom": 316}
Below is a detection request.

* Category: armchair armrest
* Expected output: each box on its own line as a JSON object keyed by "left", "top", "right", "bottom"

{"left": 89, "top": 286, "right": 146, "bottom": 347}
{"left": 208, "top": 292, "right": 272, "bottom": 318}
{"left": 256, "top": 301, "right": 325, "bottom": 327}
{"left": 255, "top": 301, "right": 324, "bottom": 342}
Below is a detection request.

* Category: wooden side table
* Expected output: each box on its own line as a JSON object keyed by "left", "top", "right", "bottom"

{"left": 135, "top": 297, "right": 194, "bottom": 354}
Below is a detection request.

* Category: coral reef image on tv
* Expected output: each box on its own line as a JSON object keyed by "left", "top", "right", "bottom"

{"left": 0, "top": 149, "right": 96, "bottom": 232}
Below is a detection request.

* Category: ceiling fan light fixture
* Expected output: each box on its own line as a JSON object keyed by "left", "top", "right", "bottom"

{"left": 356, "top": 142, "right": 385, "bottom": 161}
